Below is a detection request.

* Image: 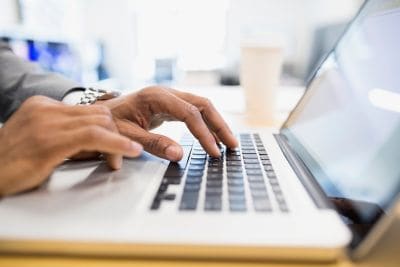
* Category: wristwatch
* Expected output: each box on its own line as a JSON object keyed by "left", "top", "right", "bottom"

{"left": 78, "top": 87, "right": 121, "bottom": 105}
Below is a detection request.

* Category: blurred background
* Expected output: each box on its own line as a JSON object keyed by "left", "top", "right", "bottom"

{"left": 0, "top": 0, "right": 363, "bottom": 91}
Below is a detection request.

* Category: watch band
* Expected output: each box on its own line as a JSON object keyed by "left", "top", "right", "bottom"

{"left": 78, "top": 87, "right": 121, "bottom": 105}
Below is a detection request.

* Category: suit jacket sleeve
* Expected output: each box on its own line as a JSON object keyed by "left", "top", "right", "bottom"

{"left": 0, "top": 41, "right": 80, "bottom": 122}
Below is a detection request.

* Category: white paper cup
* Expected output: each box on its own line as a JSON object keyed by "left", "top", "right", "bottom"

{"left": 240, "top": 42, "right": 283, "bottom": 126}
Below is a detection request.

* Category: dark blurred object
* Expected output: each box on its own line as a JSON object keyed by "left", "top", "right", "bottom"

{"left": 219, "top": 62, "right": 240, "bottom": 86}
{"left": 305, "top": 23, "right": 347, "bottom": 84}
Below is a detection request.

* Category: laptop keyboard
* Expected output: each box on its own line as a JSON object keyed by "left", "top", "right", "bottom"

{"left": 150, "top": 133, "right": 289, "bottom": 213}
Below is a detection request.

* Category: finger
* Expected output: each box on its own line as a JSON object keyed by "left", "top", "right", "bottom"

{"left": 61, "top": 113, "right": 124, "bottom": 169}
{"left": 70, "top": 151, "right": 101, "bottom": 160}
{"left": 117, "top": 120, "right": 183, "bottom": 161}
{"left": 63, "top": 126, "right": 143, "bottom": 163}
{"left": 168, "top": 89, "right": 238, "bottom": 148}
{"left": 151, "top": 90, "right": 221, "bottom": 157}
{"left": 60, "top": 104, "right": 113, "bottom": 118}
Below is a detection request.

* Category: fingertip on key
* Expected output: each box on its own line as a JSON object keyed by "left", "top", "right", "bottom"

{"left": 165, "top": 145, "right": 183, "bottom": 162}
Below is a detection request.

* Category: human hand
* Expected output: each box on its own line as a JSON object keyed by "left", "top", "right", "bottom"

{"left": 98, "top": 86, "right": 238, "bottom": 161}
{"left": 0, "top": 96, "right": 142, "bottom": 196}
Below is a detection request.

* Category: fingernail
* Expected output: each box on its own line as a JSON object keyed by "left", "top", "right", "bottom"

{"left": 130, "top": 141, "right": 143, "bottom": 156}
{"left": 165, "top": 145, "right": 182, "bottom": 161}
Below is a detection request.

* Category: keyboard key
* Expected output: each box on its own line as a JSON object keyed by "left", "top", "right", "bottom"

{"left": 243, "top": 154, "right": 258, "bottom": 159}
{"left": 206, "top": 187, "right": 223, "bottom": 196}
{"left": 253, "top": 199, "right": 272, "bottom": 212}
{"left": 207, "top": 167, "right": 223, "bottom": 173}
{"left": 158, "top": 182, "right": 168, "bottom": 193}
{"left": 246, "top": 169, "right": 263, "bottom": 176}
{"left": 190, "top": 159, "right": 206, "bottom": 165}
{"left": 245, "top": 164, "right": 261, "bottom": 169}
{"left": 191, "top": 154, "right": 207, "bottom": 160}
{"left": 274, "top": 191, "right": 286, "bottom": 203}
{"left": 227, "top": 172, "right": 243, "bottom": 179}
{"left": 228, "top": 179, "right": 244, "bottom": 186}
{"left": 206, "top": 180, "right": 223, "bottom": 187}
{"left": 180, "top": 193, "right": 199, "bottom": 210}
{"left": 266, "top": 171, "right": 276, "bottom": 178}
{"left": 261, "top": 159, "right": 271, "bottom": 165}
{"left": 229, "top": 194, "right": 246, "bottom": 203}
{"left": 227, "top": 151, "right": 241, "bottom": 156}
{"left": 227, "top": 161, "right": 242, "bottom": 166}
{"left": 227, "top": 165, "right": 243, "bottom": 172}
{"left": 187, "top": 170, "right": 204, "bottom": 177}
{"left": 204, "top": 197, "right": 222, "bottom": 211}
{"left": 260, "top": 155, "right": 270, "bottom": 160}
{"left": 242, "top": 149, "right": 256, "bottom": 154}
{"left": 226, "top": 155, "right": 241, "bottom": 161}
{"left": 165, "top": 165, "right": 185, "bottom": 177}
{"left": 184, "top": 183, "right": 201, "bottom": 191}
{"left": 230, "top": 202, "right": 246, "bottom": 211}
{"left": 160, "top": 193, "right": 176, "bottom": 201}
{"left": 163, "top": 177, "right": 181, "bottom": 185}
{"left": 208, "top": 157, "right": 222, "bottom": 162}
{"left": 279, "top": 203, "right": 289, "bottom": 212}
{"left": 269, "top": 177, "right": 279, "bottom": 185}
{"left": 188, "top": 165, "right": 205, "bottom": 171}
{"left": 208, "top": 162, "right": 223, "bottom": 168}
{"left": 270, "top": 182, "right": 281, "bottom": 191}
{"left": 185, "top": 176, "right": 202, "bottom": 184}
{"left": 150, "top": 200, "right": 161, "bottom": 210}
{"left": 247, "top": 175, "right": 264, "bottom": 182}
{"left": 228, "top": 186, "right": 245, "bottom": 195}
{"left": 249, "top": 182, "right": 266, "bottom": 190}
{"left": 207, "top": 173, "right": 223, "bottom": 180}
{"left": 244, "top": 159, "right": 259, "bottom": 164}
{"left": 251, "top": 189, "right": 268, "bottom": 199}
{"left": 264, "top": 165, "right": 274, "bottom": 171}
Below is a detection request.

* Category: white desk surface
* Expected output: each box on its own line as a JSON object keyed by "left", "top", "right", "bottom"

{"left": 1, "top": 85, "right": 399, "bottom": 267}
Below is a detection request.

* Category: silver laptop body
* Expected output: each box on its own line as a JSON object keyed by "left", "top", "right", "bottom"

{"left": 0, "top": 0, "right": 399, "bottom": 262}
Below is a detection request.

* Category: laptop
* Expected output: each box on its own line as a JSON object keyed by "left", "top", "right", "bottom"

{"left": 0, "top": 0, "right": 399, "bottom": 262}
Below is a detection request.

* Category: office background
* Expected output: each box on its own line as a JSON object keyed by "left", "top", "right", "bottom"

{"left": 0, "top": 0, "right": 363, "bottom": 91}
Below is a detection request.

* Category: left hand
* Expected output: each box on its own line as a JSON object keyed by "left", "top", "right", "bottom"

{"left": 97, "top": 86, "right": 238, "bottom": 161}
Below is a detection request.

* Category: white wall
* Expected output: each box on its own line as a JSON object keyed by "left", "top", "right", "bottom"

{"left": 0, "top": 0, "right": 364, "bottom": 86}
{"left": 224, "top": 0, "right": 363, "bottom": 78}
{"left": 0, "top": 0, "right": 19, "bottom": 29}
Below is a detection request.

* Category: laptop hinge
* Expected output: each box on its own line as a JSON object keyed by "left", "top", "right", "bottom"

{"left": 274, "top": 134, "right": 332, "bottom": 209}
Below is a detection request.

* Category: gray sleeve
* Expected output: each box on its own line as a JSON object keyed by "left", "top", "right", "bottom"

{"left": 0, "top": 41, "right": 80, "bottom": 122}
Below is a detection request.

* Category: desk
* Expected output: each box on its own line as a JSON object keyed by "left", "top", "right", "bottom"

{"left": 1, "top": 86, "right": 399, "bottom": 267}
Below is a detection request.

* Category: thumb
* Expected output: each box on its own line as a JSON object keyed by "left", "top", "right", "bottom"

{"left": 117, "top": 120, "right": 183, "bottom": 161}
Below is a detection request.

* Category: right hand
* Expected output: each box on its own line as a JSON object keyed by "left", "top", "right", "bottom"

{"left": 0, "top": 96, "right": 142, "bottom": 197}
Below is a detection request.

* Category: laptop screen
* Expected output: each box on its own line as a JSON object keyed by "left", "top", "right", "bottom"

{"left": 281, "top": 0, "right": 400, "bottom": 249}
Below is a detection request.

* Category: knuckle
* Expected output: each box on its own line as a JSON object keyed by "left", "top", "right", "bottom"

{"left": 202, "top": 97, "right": 213, "bottom": 109}
{"left": 138, "top": 86, "right": 164, "bottom": 100}
{"left": 147, "top": 135, "right": 165, "bottom": 152}
{"left": 186, "top": 104, "right": 201, "bottom": 119}
{"left": 84, "top": 125, "right": 102, "bottom": 140}
{"left": 90, "top": 105, "right": 112, "bottom": 116}
{"left": 22, "top": 96, "right": 52, "bottom": 113}
{"left": 96, "top": 115, "right": 113, "bottom": 127}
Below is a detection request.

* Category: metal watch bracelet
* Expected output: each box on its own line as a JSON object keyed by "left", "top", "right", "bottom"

{"left": 78, "top": 87, "right": 121, "bottom": 105}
